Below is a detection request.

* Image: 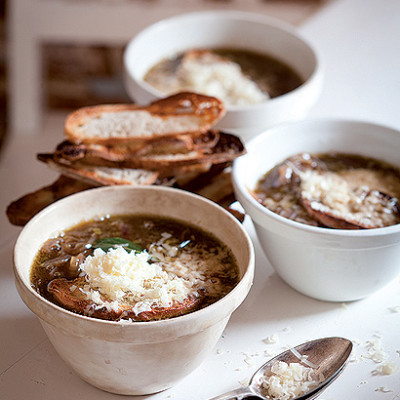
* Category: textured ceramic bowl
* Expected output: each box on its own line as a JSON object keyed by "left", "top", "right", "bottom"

{"left": 232, "top": 119, "right": 400, "bottom": 302}
{"left": 123, "top": 10, "right": 322, "bottom": 142}
{"left": 13, "top": 186, "right": 254, "bottom": 395}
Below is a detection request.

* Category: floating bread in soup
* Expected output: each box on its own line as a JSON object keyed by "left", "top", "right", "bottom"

{"left": 31, "top": 214, "right": 240, "bottom": 321}
{"left": 254, "top": 153, "right": 400, "bottom": 229}
{"left": 144, "top": 48, "right": 303, "bottom": 106}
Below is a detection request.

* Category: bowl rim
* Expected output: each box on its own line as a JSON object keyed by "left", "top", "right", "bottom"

{"left": 123, "top": 9, "right": 322, "bottom": 112}
{"left": 13, "top": 185, "right": 255, "bottom": 331}
{"left": 232, "top": 117, "right": 400, "bottom": 238}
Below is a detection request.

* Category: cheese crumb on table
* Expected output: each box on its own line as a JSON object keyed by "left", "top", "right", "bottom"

{"left": 263, "top": 334, "right": 279, "bottom": 344}
{"left": 372, "top": 361, "right": 399, "bottom": 376}
{"left": 363, "top": 338, "right": 387, "bottom": 363}
{"left": 375, "top": 386, "right": 393, "bottom": 393}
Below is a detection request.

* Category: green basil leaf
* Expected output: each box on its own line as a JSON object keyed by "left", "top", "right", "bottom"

{"left": 93, "top": 237, "right": 143, "bottom": 254}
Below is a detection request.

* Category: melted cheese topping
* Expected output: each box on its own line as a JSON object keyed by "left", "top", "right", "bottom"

{"left": 300, "top": 169, "right": 399, "bottom": 228}
{"left": 145, "top": 51, "right": 269, "bottom": 106}
{"left": 76, "top": 230, "right": 236, "bottom": 316}
{"left": 178, "top": 55, "right": 269, "bottom": 106}
{"left": 79, "top": 247, "right": 193, "bottom": 314}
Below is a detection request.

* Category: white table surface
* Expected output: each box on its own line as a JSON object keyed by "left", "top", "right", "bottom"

{"left": 1, "top": 0, "right": 400, "bottom": 399}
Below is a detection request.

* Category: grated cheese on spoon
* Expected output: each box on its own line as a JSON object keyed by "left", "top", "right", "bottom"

{"left": 261, "top": 361, "right": 323, "bottom": 400}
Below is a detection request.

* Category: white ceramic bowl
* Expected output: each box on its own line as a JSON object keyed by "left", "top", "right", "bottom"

{"left": 232, "top": 119, "right": 400, "bottom": 302}
{"left": 13, "top": 186, "right": 254, "bottom": 395}
{"left": 123, "top": 11, "right": 322, "bottom": 142}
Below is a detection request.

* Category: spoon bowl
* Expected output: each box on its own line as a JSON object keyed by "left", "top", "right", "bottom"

{"left": 209, "top": 337, "right": 352, "bottom": 400}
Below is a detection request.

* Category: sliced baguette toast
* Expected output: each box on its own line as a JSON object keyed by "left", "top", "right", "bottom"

{"left": 6, "top": 176, "right": 95, "bottom": 226}
{"left": 48, "top": 276, "right": 204, "bottom": 321}
{"left": 7, "top": 91, "right": 247, "bottom": 227}
{"left": 65, "top": 92, "right": 225, "bottom": 145}
{"left": 39, "top": 152, "right": 215, "bottom": 185}
{"left": 7, "top": 165, "right": 241, "bottom": 227}
{"left": 53, "top": 131, "right": 245, "bottom": 170}
{"left": 37, "top": 154, "right": 160, "bottom": 187}
{"left": 54, "top": 131, "right": 220, "bottom": 163}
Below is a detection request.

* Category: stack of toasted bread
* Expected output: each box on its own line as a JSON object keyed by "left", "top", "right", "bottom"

{"left": 7, "top": 92, "right": 246, "bottom": 226}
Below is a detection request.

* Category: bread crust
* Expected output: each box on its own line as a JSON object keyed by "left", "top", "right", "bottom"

{"left": 65, "top": 92, "right": 225, "bottom": 145}
{"left": 48, "top": 276, "right": 204, "bottom": 321}
{"left": 54, "top": 131, "right": 220, "bottom": 163}
{"left": 53, "top": 131, "right": 245, "bottom": 170}
{"left": 7, "top": 93, "right": 246, "bottom": 227}
{"left": 6, "top": 176, "right": 95, "bottom": 226}
{"left": 37, "top": 154, "right": 160, "bottom": 187}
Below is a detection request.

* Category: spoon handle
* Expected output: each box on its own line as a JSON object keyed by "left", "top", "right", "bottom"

{"left": 208, "top": 386, "right": 257, "bottom": 400}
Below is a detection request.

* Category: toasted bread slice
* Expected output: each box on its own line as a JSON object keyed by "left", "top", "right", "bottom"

{"left": 37, "top": 154, "right": 159, "bottom": 187}
{"left": 48, "top": 277, "right": 203, "bottom": 321}
{"left": 299, "top": 189, "right": 400, "bottom": 229}
{"left": 191, "top": 167, "right": 234, "bottom": 204}
{"left": 39, "top": 152, "right": 214, "bottom": 186}
{"left": 65, "top": 92, "right": 225, "bottom": 145}
{"left": 102, "top": 131, "right": 245, "bottom": 170}
{"left": 54, "top": 131, "right": 220, "bottom": 164}
{"left": 54, "top": 131, "right": 245, "bottom": 171}
{"left": 179, "top": 164, "right": 245, "bottom": 222}
{"left": 6, "top": 176, "right": 94, "bottom": 226}
{"left": 161, "top": 163, "right": 213, "bottom": 186}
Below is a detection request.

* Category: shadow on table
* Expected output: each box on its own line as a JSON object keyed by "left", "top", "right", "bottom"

{"left": 229, "top": 265, "right": 341, "bottom": 328}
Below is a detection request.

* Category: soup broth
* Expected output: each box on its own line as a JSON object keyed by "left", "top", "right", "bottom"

{"left": 31, "top": 214, "right": 240, "bottom": 321}
{"left": 144, "top": 48, "right": 304, "bottom": 105}
{"left": 254, "top": 153, "right": 400, "bottom": 229}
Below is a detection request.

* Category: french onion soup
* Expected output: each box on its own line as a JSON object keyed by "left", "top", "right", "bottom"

{"left": 254, "top": 152, "right": 400, "bottom": 229}
{"left": 31, "top": 214, "right": 240, "bottom": 321}
{"left": 144, "top": 48, "right": 303, "bottom": 106}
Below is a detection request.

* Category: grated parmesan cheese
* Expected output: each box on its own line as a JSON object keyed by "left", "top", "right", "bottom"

{"left": 375, "top": 386, "right": 393, "bottom": 393}
{"left": 364, "top": 338, "right": 387, "bottom": 363}
{"left": 372, "top": 361, "right": 399, "bottom": 376}
{"left": 79, "top": 247, "right": 193, "bottom": 314}
{"left": 73, "top": 226, "right": 236, "bottom": 317}
{"left": 176, "top": 52, "right": 269, "bottom": 106}
{"left": 263, "top": 334, "right": 279, "bottom": 345}
{"left": 300, "top": 169, "right": 399, "bottom": 228}
{"left": 145, "top": 50, "right": 269, "bottom": 106}
{"left": 261, "top": 361, "right": 323, "bottom": 400}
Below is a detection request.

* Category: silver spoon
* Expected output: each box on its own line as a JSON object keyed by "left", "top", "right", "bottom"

{"left": 209, "top": 337, "right": 353, "bottom": 400}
